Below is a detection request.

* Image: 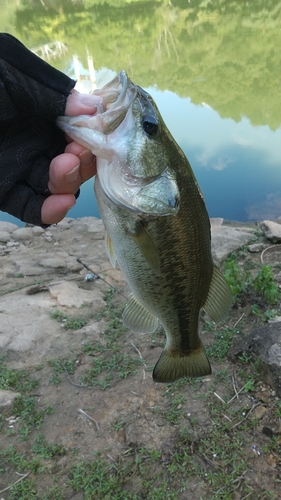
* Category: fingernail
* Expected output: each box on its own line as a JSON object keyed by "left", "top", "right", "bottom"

{"left": 79, "top": 149, "right": 95, "bottom": 168}
{"left": 66, "top": 201, "right": 76, "bottom": 212}
{"left": 65, "top": 164, "right": 79, "bottom": 183}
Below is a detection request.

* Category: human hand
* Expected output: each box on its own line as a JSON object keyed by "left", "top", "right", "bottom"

{"left": 41, "top": 89, "right": 102, "bottom": 225}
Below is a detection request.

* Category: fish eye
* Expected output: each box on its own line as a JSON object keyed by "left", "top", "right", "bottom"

{"left": 142, "top": 115, "right": 158, "bottom": 136}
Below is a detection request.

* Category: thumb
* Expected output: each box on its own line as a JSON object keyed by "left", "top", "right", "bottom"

{"left": 65, "top": 88, "right": 104, "bottom": 116}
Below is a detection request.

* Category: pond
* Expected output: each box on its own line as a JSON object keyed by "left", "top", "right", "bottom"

{"left": 1, "top": 0, "right": 281, "bottom": 225}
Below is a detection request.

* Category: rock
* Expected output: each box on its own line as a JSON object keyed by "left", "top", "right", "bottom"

{"left": 0, "top": 389, "right": 20, "bottom": 408}
{"left": 39, "top": 257, "right": 66, "bottom": 269}
{"left": 210, "top": 217, "right": 224, "bottom": 227}
{"left": 32, "top": 226, "right": 45, "bottom": 236}
{"left": 6, "top": 241, "right": 19, "bottom": 248}
{"left": 0, "top": 230, "right": 11, "bottom": 243}
{"left": 248, "top": 243, "right": 267, "bottom": 253}
{"left": 12, "top": 227, "right": 34, "bottom": 241}
{"left": 80, "top": 320, "right": 107, "bottom": 337}
{"left": 260, "top": 220, "right": 281, "bottom": 241}
{"left": 268, "top": 316, "right": 281, "bottom": 323}
{"left": 0, "top": 221, "right": 19, "bottom": 233}
{"left": 211, "top": 226, "right": 255, "bottom": 264}
{"left": 56, "top": 217, "right": 75, "bottom": 230}
{"left": 228, "top": 322, "right": 281, "bottom": 397}
{"left": 49, "top": 281, "right": 95, "bottom": 308}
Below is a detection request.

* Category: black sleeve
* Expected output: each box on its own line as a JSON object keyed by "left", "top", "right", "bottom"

{"left": 0, "top": 33, "right": 76, "bottom": 226}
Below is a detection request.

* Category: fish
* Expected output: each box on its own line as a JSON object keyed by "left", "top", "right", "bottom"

{"left": 57, "top": 71, "right": 232, "bottom": 383}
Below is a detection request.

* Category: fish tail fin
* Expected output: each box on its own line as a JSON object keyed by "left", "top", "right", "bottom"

{"left": 153, "top": 344, "right": 211, "bottom": 383}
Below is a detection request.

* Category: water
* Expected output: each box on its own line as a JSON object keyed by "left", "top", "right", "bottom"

{"left": 1, "top": 0, "right": 281, "bottom": 225}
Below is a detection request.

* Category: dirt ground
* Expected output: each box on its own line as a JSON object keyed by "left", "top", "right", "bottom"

{"left": 0, "top": 218, "right": 281, "bottom": 499}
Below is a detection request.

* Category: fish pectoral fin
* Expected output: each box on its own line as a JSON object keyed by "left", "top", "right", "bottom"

{"left": 105, "top": 231, "right": 117, "bottom": 268}
{"left": 203, "top": 264, "right": 233, "bottom": 323}
{"left": 153, "top": 344, "right": 211, "bottom": 383}
{"left": 123, "top": 294, "right": 158, "bottom": 333}
{"left": 129, "top": 222, "right": 160, "bottom": 275}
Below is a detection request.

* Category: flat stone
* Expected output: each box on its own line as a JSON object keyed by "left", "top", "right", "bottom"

{"left": 210, "top": 217, "right": 224, "bottom": 227}
{"left": 41, "top": 257, "right": 66, "bottom": 269}
{"left": 248, "top": 243, "right": 266, "bottom": 253}
{"left": 228, "top": 322, "right": 281, "bottom": 397}
{"left": 12, "top": 227, "right": 34, "bottom": 241}
{"left": 32, "top": 226, "right": 45, "bottom": 236}
{"left": 0, "top": 389, "right": 20, "bottom": 408}
{"left": 0, "top": 221, "right": 19, "bottom": 233}
{"left": 80, "top": 320, "right": 107, "bottom": 337}
{"left": 49, "top": 281, "right": 94, "bottom": 307}
{"left": 56, "top": 217, "right": 75, "bottom": 230}
{"left": 0, "top": 230, "right": 11, "bottom": 243}
{"left": 260, "top": 220, "right": 281, "bottom": 241}
{"left": 6, "top": 241, "right": 19, "bottom": 248}
{"left": 211, "top": 226, "right": 256, "bottom": 264}
{"left": 66, "top": 259, "right": 83, "bottom": 272}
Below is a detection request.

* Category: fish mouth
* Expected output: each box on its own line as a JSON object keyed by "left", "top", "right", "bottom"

{"left": 57, "top": 71, "right": 137, "bottom": 137}
{"left": 57, "top": 71, "right": 181, "bottom": 217}
{"left": 92, "top": 71, "right": 137, "bottom": 134}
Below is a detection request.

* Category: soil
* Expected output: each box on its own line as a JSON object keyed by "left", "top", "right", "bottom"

{"left": 0, "top": 217, "right": 281, "bottom": 500}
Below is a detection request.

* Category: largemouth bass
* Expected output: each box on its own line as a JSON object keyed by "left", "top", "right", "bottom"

{"left": 57, "top": 71, "right": 232, "bottom": 383}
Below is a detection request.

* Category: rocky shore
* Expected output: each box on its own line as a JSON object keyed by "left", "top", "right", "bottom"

{"left": 1, "top": 215, "right": 281, "bottom": 498}
{"left": 0, "top": 216, "right": 254, "bottom": 354}
{"left": 0, "top": 216, "right": 280, "bottom": 358}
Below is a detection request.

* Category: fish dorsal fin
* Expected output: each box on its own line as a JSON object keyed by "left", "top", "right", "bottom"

{"left": 153, "top": 342, "right": 211, "bottom": 383}
{"left": 105, "top": 231, "right": 117, "bottom": 268}
{"left": 130, "top": 222, "right": 160, "bottom": 275}
{"left": 203, "top": 264, "right": 233, "bottom": 323}
{"left": 123, "top": 294, "right": 158, "bottom": 333}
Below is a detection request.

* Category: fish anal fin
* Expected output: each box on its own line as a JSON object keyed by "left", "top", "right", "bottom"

{"left": 105, "top": 231, "right": 117, "bottom": 268}
{"left": 153, "top": 344, "right": 211, "bottom": 383}
{"left": 129, "top": 222, "right": 160, "bottom": 275}
{"left": 123, "top": 294, "right": 158, "bottom": 333}
{"left": 203, "top": 264, "right": 233, "bottom": 324}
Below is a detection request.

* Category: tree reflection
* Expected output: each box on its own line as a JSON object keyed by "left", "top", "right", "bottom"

{"left": 4, "top": 0, "right": 280, "bottom": 129}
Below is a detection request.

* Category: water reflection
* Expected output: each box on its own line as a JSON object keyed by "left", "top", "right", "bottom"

{"left": 1, "top": 0, "right": 281, "bottom": 224}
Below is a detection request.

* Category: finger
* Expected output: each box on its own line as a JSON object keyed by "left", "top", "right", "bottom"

{"left": 65, "top": 142, "right": 97, "bottom": 181}
{"left": 65, "top": 88, "right": 104, "bottom": 116}
{"left": 41, "top": 194, "right": 76, "bottom": 225}
{"left": 48, "top": 153, "right": 82, "bottom": 195}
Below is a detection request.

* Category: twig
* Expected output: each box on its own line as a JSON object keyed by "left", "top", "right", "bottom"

{"left": 213, "top": 392, "right": 226, "bottom": 404}
{"left": 231, "top": 374, "right": 240, "bottom": 401}
{"left": 62, "top": 364, "right": 97, "bottom": 389}
{"left": 130, "top": 341, "right": 143, "bottom": 359}
{"left": 231, "top": 403, "right": 261, "bottom": 429}
{"left": 233, "top": 313, "right": 245, "bottom": 329}
{"left": 223, "top": 414, "right": 232, "bottom": 422}
{"left": 77, "top": 408, "right": 99, "bottom": 431}
{"left": 195, "top": 451, "right": 223, "bottom": 471}
{"left": 215, "top": 470, "right": 248, "bottom": 496}
{"left": 227, "top": 383, "right": 248, "bottom": 405}
{"left": 0, "top": 472, "right": 30, "bottom": 494}
{"left": 241, "top": 492, "right": 254, "bottom": 500}
{"left": 130, "top": 341, "right": 147, "bottom": 381}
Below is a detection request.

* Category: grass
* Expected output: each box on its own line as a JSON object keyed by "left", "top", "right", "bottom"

{"left": 0, "top": 361, "right": 39, "bottom": 392}
{"left": 1, "top": 249, "right": 281, "bottom": 499}
{"left": 33, "top": 433, "right": 66, "bottom": 458}
{"left": 48, "top": 290, "right": 145, "bottom": 389}
{"left": 224, "top": 254, "right": 279, "bottom": 305}
{"left": 49, "top": 309, "right": 88, "bottom": 330}
{"left": 206, "top": 326, "right": 237, "bottom": 360}
{"left": 11, "top": 396, "right": 54, "bottom": 439}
